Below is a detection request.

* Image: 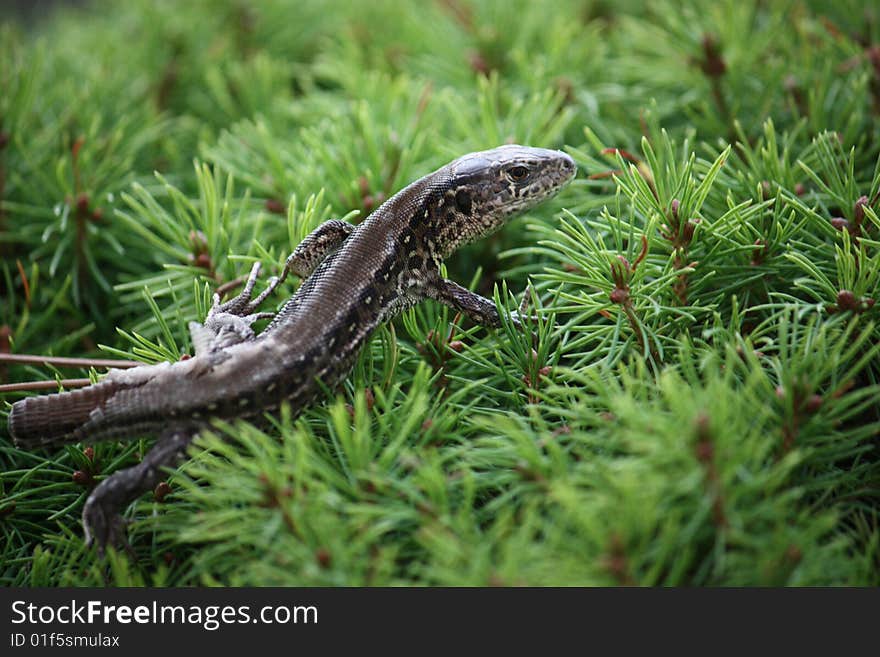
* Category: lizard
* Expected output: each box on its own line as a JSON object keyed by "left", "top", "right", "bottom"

{"left": 7, "top": 144, "right": 577, "bottom": 550}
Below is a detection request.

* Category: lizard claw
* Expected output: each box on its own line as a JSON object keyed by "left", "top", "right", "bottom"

{"left": 211, "top": 263, "right": 263, "bottom": 318}
{"left": 507, "top": 285, "right": 543, "bottom": 329}
{"left": 518, "top": 283, "right": 533, "bottom": 317}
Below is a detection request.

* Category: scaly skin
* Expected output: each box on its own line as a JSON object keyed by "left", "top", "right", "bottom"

{"left": 7, "top": 144, "right": 576, "bottom": 548}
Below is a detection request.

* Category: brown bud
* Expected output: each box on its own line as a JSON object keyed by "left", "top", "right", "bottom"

{"left": 853, "top": 195, "right": 868, "bottom": 224}
{"left": 694, "top": 413, "right": 712, "bottom": 443}
{"left": 72, "top": 470, "right": 93, "bottom": 486}
{"left": 83, "top": 446, "right": 94, "bottom": 461}
{"left": 868, "top": 45, "right": 880, "bottom": 69}
{"left": 265, "top": 198, "right": 285, "bottom": 215}
{"left": 468, "top": 50, "right": 491, "bottom": 76}
{"left": 71, "top": 136, "right": 85, "bottom": 159}
{"left": 193, "top": 253, "right": 213, "bottom": 270}
{"left": 750, "top": 238, "right": 767, "bottom": 266}
{"left": 694, "top": 440, "right": 713, "bottom": 464}
{"left": 154, "top": 481, "right": 172, "bottom": 502}
{"left": 609, "top": 287, "right": 628, "bottom": 304}
{"left": 76, "top": 193, "right": 90, "bottom": 215}
{"left": 670, "top": 198, "right": 680, "bottom": 220}
{"left": 785, "top": 545, "right": 803, "bottom": 564}
{"left": 448, "top": 340, "right": 464, "bottom": 352}
{"left": 775, "top": 386, "right": 786, "bottom": 400}
{"left": 836, "top": 289, "right": 857, "bottom": 311}
{"left": 794, "top": 183, "right": 806, "bottom": 196}
{"left": 421, "top": 418, "right": 434, "bottom": 432}
{"left": 804, "top": 394, "right": 823, "bottom": 413}
{"left": 830, "top": 217, "right": 849, "bottom": 231}
{"left": 316, "top": 548, "right": 332, "bottom": 568}
{"left": 700, "top": 34, "right": 726, "bottom": 77}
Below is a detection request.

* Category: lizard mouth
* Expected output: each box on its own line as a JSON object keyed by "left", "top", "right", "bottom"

{"left": 559, "top": 152, "right": 577, "bottom": 182}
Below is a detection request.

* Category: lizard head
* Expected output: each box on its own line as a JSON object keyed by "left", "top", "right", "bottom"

{"left": 438, "top": 144, "right": 577, "bottom": 256}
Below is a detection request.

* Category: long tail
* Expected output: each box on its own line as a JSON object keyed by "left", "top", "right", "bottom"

{"left": 8, "top": 379, "right": 123, "bottom": 449}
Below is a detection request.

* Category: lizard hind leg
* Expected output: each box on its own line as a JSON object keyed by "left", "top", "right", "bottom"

{"left": 82, "top": 428, "right": 197, "bottom": 554}
{"left": 190, "top": 262, "right": 279, "bottom": 355}
{"left": 190, "top": 220, "right": 355, "bottom": 355}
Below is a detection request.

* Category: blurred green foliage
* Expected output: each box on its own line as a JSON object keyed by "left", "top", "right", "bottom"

{"left": 1, "top": 0, "right": 878, "bottom": 585}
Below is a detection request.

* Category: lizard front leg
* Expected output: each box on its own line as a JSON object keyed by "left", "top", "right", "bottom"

{"left": 283, "top": 219, "right": 354, "bottom": 279}
{"left": 425, "top": 278, "right": 528, "bottom": 329}
{"left": 82, "top": 428, "right": 197, "bottom": 553}
{"left": 215, "top": 218, "right": 355, "bottom": 316}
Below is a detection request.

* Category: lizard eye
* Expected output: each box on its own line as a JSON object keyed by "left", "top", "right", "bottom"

{"left": 506, "top": 165, "right": 530, "bottom": 182}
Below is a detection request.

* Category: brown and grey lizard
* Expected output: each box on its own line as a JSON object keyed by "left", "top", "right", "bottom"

{"left": 7, "top": 144, "right": 576, "bottom": 549}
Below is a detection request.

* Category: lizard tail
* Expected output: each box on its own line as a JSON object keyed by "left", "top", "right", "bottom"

{"left": 8, "top": 380, "right": 121, "bottom": 449}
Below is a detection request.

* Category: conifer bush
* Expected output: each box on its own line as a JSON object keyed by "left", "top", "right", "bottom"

{"left": 1, "top": 0, "right": 878, "bottom": 585}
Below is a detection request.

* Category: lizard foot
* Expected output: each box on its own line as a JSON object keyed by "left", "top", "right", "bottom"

{"left": 81, "top": 430, "right": 195, "bottom": 554}
{"left": 211, "top": 262, "right": 283, "bottom": 319}
{"left": 82, "top": 492, "right": 130, "bottom": 556}
{"left": 190, "top": 262, "right": 279, "bottom": 354}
